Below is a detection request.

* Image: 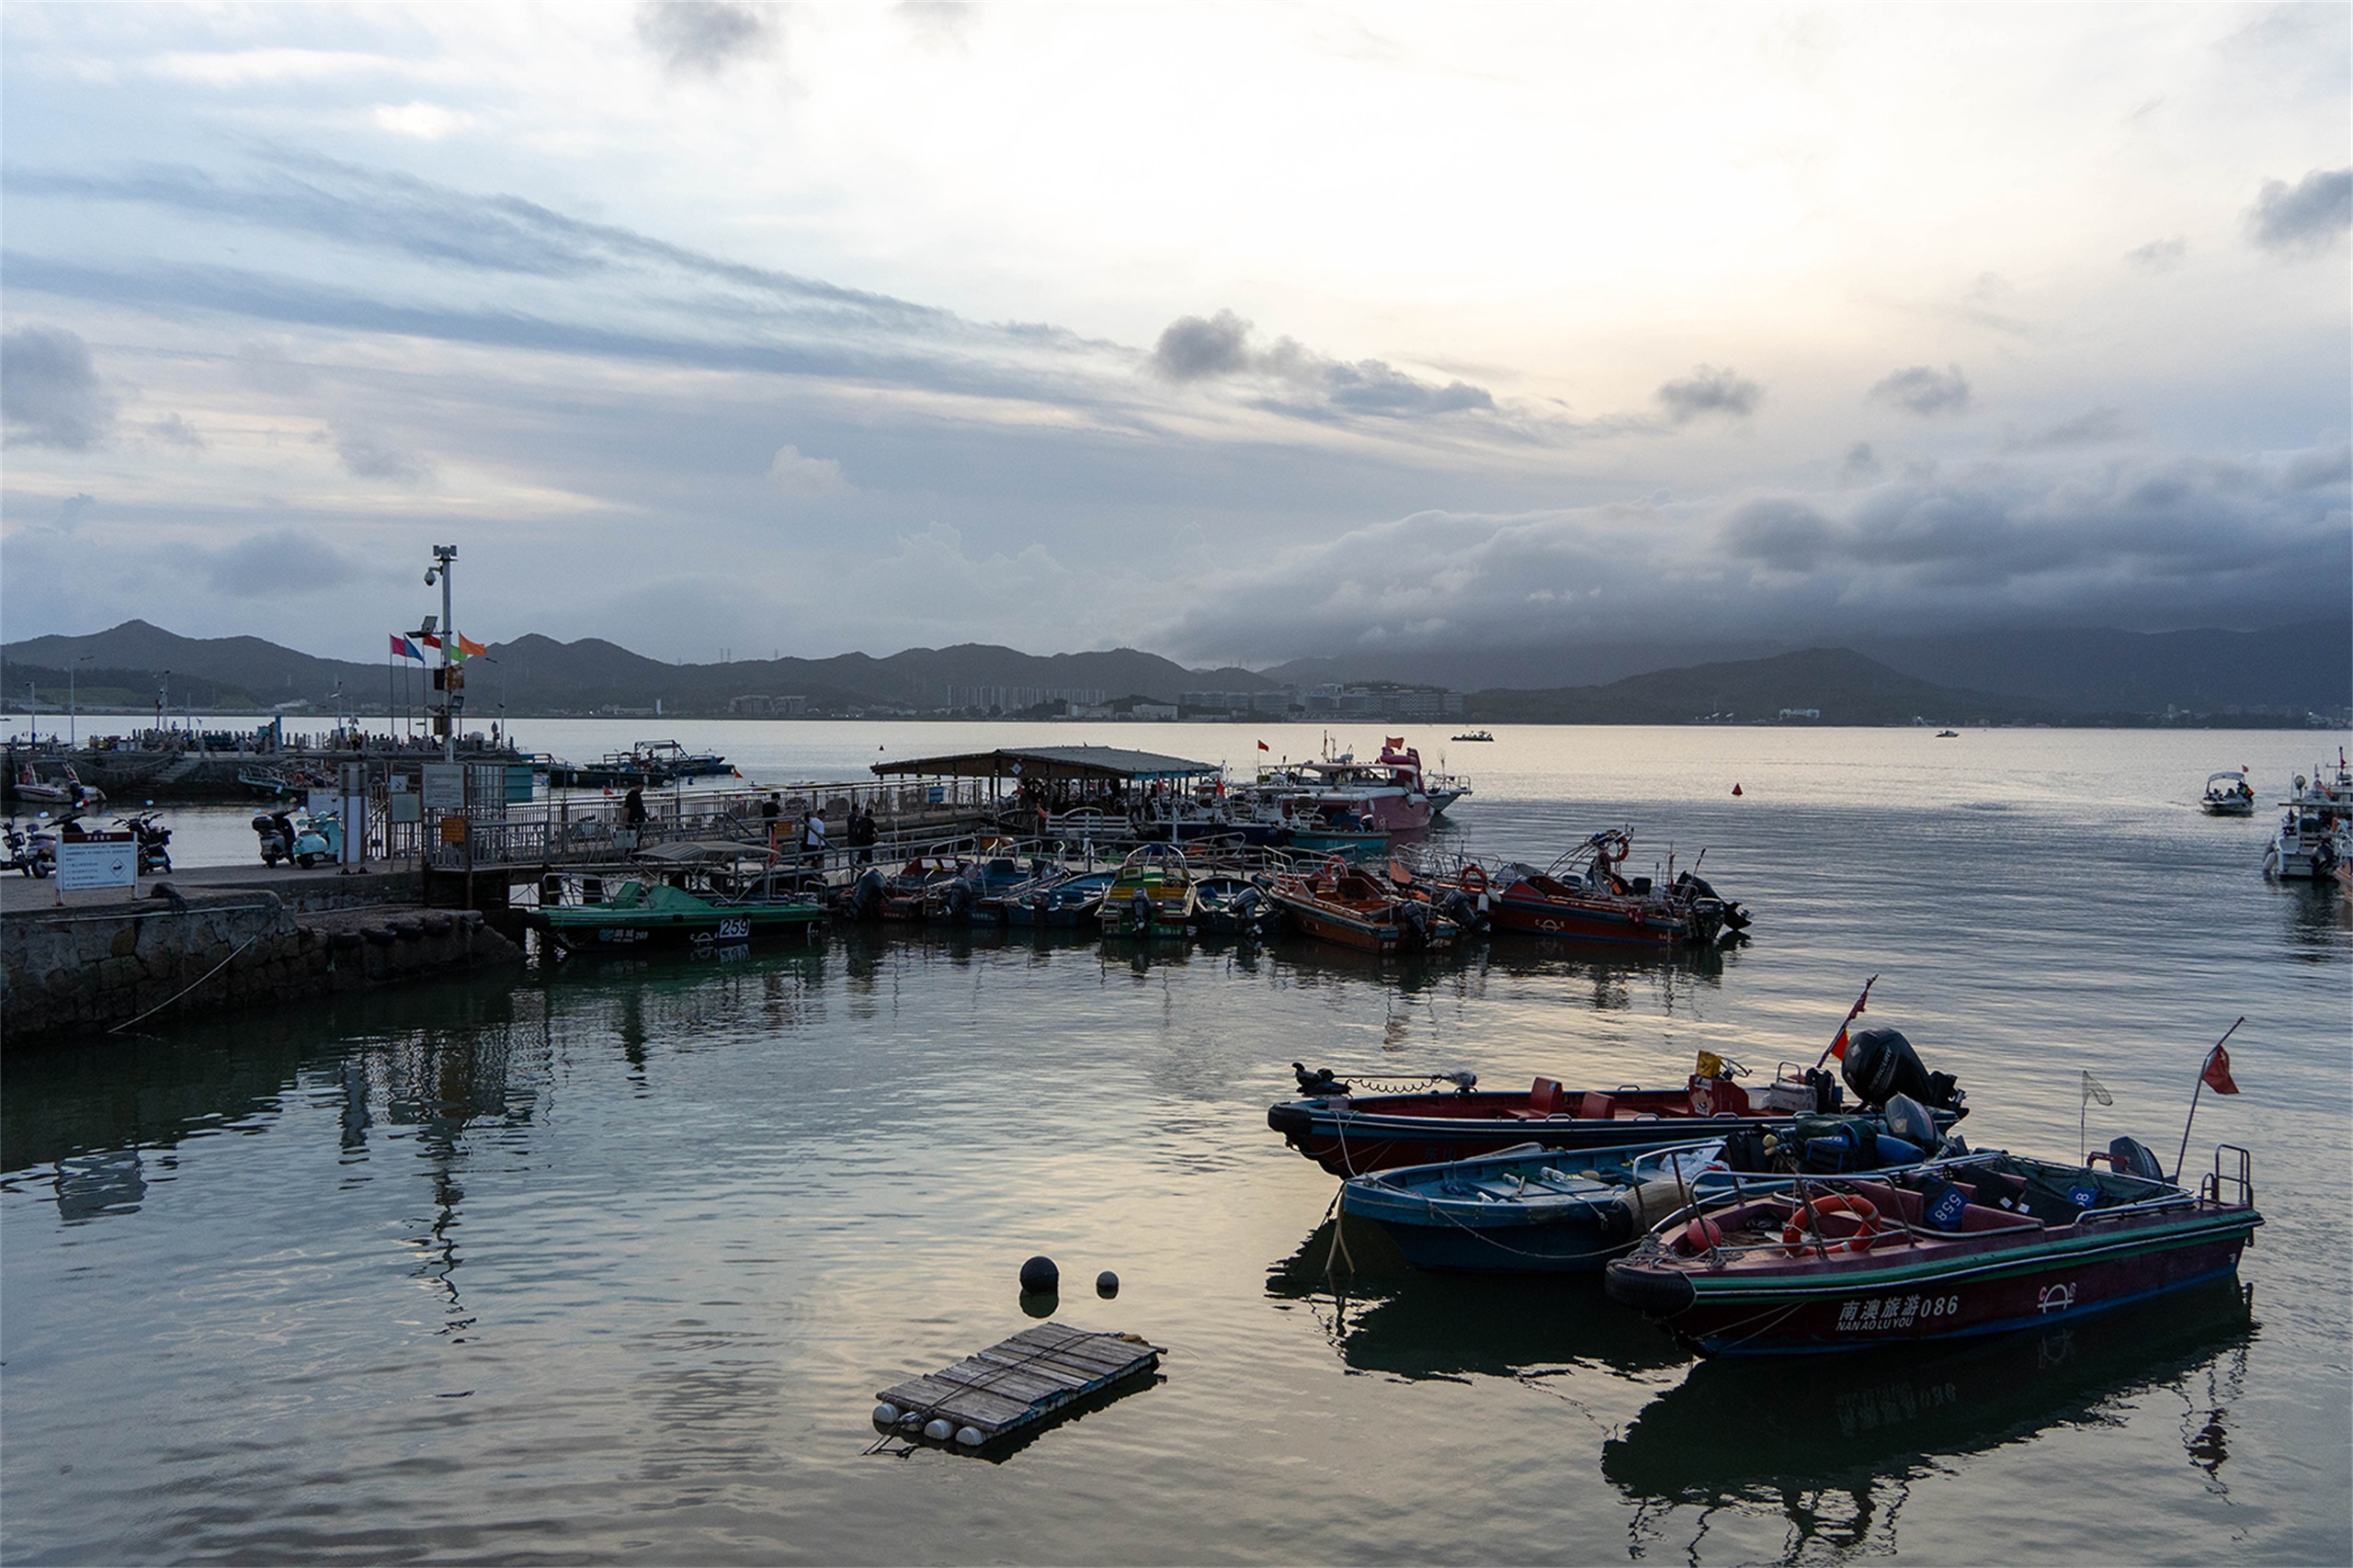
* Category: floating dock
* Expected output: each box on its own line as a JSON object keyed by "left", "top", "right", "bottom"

{"left": 872, "top": 1323, "right": 1162, "bottom": 1452}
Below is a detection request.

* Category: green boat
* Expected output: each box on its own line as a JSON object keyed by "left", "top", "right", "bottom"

{"left": 1098, "top": 845, "right": 1199, "bottom": 938}
{"left": 529, "top": 873, "right": 824, "bottom": 953}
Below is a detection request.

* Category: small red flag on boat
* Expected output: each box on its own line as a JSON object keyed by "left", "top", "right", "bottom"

{"left": 2200, "top": 1044, "right": 2240, "bottom": 1096}
{"left": 1732, "top": 783, "right": 1743, "bottom": 796}
{"left": 1827, "top": 976, "right": 1875, "bottom": 1061}
{"left": 1257, "top": 740, "right": 1269, "bottom": 751}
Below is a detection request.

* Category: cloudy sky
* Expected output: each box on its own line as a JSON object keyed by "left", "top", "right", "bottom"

{"left": 3, "top": 2, "right": 2347, "bottom": 669}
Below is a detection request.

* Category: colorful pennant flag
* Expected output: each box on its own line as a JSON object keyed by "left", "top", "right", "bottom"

{"left": 390, "top": 634, "right": 426, "bottom": 663}
{"left": 1826, "top": 974, "right": 1877, "bottom": 1062}
{"left": 2200, "top": 1044, "right": 2240, "bottom": 1096}
{"left": 458, "top": 633, "right": 489, "bottom": 659}
{"left": 1257, "top": 740, "right": 1269, "bottom": 751}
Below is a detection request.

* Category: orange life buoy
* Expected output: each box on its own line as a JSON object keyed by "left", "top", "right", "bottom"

{"left": 1782, "top": 1193, "right": 1881, "bottom": 1256}
{"left": 1461, "top": 864, "right": 1488, "bottom": 893}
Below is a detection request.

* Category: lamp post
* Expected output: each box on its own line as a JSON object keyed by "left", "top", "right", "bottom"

{"left": 423, "top": 545, "right": 459, "bottom": 763}
{"left": 69, "top": 654, "right": 91, "bottom": 749}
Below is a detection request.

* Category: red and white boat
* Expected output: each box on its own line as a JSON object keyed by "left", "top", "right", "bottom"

{"left": 1259, "top": 738, "right": 1462, "bottom": 833}
{"left": 12, "top": 763, "right": 101, "bottom": 808}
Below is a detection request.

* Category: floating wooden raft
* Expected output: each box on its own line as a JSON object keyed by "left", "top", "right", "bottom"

{"left": 874, "top": 1323, "right": 1163, "bottom": 1449}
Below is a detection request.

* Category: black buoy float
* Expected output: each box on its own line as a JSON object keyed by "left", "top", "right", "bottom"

{"left": 1096, "top": 1270, "right": 1120, "bottom": 1299}
{"left": 1018, "top": 1256, "right": 1059, "bottom": 1293}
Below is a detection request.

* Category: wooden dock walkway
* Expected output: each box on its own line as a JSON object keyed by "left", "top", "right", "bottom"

{"left": 873, "top": 1323, "right": 1163, "bottom": 1451}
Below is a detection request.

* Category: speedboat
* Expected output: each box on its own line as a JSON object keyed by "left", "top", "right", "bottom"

{"left": 1005, "top": 869, "right": 1115, "bottom": 927}
{"left": 1268, "top": 1028, "right": 1966, "bottom": 1176}
{"left": 2262, "top": 750, "right": 2351, "bottom": 880}
{"left": 1099, "top": 844, "right": 1199, "bottom": 937}
{"left": 2200, "top": 770, "right": 2256, "bottom": 816}
{"left": 1192, "top": 872, "right": 1277, "bottom": 937}
{"left": 1457, "top": 830, "right": 1746, "bottom": 947}
{"left": 1451, "top": 731, "right": 1495, "bottom": 743}
{"left": 1340, "top": 1101, "right": 1952, "bottom": 1275}
{"left": 1267, "top": 856, "right": 1463, "bottom": 955}
{"left": 1604, "top": 1142, "right": 2260, "bottom": 1355}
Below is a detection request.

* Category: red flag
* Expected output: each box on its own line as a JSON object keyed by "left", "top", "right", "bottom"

{"left": 1827, "top": 978, "right": 1873, "bottom": 1061}
{"left": 2200, "top": 1045, "right": 2240, "bottom": 1096}
{"left": 1257, "top": 740, "right": 1269, "bottom": 751}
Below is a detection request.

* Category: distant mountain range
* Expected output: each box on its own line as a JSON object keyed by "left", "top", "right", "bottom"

{"left": 2, "top": 617, "right": 2343, "bottom": 726}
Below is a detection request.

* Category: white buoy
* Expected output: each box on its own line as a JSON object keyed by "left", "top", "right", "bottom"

{"left": 955, "top": 1426, "right": 984, "bottom": 1447}
{"left": 924, "top": 1418, "right": 954, "bottom": 1442}
{"left": 872, "top": 1403, "right": 900, "bottom": 1426}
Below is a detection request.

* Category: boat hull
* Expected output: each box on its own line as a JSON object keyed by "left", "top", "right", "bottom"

{"left": 1343, "top": 1190, "right": 1631, "bottom": 1273}
{"left": 1490, "top": 895, "right": 1689, "bottom": 947}
{"left": 1606, "top": 1210, "right": 2256, "bottom": 1356}
{"left": 1273, "top": 1102, "right": 1790, "bottom": 1175}
{"left": 540, "top": 907, "right": 823, "bottom": 952}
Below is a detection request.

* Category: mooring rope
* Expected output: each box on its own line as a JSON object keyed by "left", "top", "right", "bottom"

{"left": 105, "top": 933, "right": 263, "bottom": 1035}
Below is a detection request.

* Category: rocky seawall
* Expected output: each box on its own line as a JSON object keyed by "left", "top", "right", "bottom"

{"left": 2, "top": 890, "right": 523, "bottom": 1046}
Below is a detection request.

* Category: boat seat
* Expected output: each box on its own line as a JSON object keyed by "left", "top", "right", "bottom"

{"left": 1529, "top": 1077, "right": 1566, "bottom": 1117}
{"left": 1577, "top": 1092, "right": 1614, "bottom": 1120}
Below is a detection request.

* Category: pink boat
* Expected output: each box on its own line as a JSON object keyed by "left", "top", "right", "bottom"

{"left": 1259, "top": 739, "right": 1454, "bottom": 833}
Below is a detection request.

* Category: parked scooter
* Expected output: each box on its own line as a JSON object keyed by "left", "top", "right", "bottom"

{"left": 3, "top": 816, "right": 47, "bottom": 878}
{"left": 114, "top": 809, "right": 173, "bottom": 875}
{"left": 253, "top": 809, "right": 342, "bottom": 869}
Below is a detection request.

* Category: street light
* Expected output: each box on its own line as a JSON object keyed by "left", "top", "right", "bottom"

{"left": 69, "top": 654, "right": 92, "bottom": 749}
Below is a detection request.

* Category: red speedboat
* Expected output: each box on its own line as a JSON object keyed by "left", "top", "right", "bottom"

{"left": 1268, "top": 858, "right": 1462, "bottom": 954}
{"left": 1456, "top": 830, "right": 1746, "bottom": 948}
{"left": 1603, "top": 1143, "right": 2260, "bottom": 1355}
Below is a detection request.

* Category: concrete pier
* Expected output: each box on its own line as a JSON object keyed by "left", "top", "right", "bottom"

{"left": 2, "top": 883, "right": 521, "bottom": 1047}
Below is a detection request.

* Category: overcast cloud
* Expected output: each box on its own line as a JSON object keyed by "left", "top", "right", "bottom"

{"left": 1, "top": 5, "right": 2345, "bottom": 669}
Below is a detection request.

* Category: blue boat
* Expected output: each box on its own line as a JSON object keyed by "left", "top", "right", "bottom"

{"left": 1005, "top": 869, "right": 1115, "bottom": 928}
{"left": 1340, "top": 1141, "right": 1740, "bottom": 1274}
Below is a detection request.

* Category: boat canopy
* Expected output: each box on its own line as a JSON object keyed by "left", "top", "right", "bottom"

{"left": 871, "top": 744, "right": 1222, "bottom": 786}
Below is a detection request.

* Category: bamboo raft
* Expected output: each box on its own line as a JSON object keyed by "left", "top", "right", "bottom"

{"left": 872, "top": 1323, "right": 1164, "bottom": 1452}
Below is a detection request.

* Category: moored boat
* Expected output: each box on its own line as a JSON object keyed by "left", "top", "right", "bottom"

{"left": 1006, "top": 868, "right": 1114, "bottom": 927}
{"left": 1603, "top": 1142, "right": 2260, "bottom": 1356}
{"left": 1340, "top": 1102, "right": 1953, "bottom": 1275}
{"left": 1267, "top": 857, "right": 1464, "bottom": 954}
{"left": 528, "top": 870, "right": 823, "bottom": 952}
{"left": 1098, "top": 844, "right": 1199, "bottom": 937}
{"left": 1455, "top": 830, "right": 1746, "bottom": 947}
{"left": 1269, "top": 1028, "right": 1966, "bottom": 1176}
{"left": 2261, "top": 751, "right": 2351, "bottom": 881}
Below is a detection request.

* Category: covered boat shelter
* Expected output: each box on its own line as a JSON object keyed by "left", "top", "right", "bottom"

{"left": 870, "top": 744, "right": 1222, "bottom": 810}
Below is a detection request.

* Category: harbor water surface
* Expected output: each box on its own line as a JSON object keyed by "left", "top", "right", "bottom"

{"left": 5, "top": 724, "right": 2348, "bottom": 1563}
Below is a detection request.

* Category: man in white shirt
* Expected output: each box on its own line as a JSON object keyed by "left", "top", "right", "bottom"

{"left": 801, "top": 810, "right": 827, "bottom": 868}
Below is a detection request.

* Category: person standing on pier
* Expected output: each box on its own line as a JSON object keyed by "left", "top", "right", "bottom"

{"left": 801, "top": 807, "right": 827, "bottom": 869}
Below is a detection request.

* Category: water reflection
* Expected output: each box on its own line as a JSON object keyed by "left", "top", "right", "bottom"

{"left": 1266, "top": 1216, "right": 1687, "bottom": 1381}
{"left": 1604, "top": 1279, "right": 2256, "bottom": 1561}
{"left": 54, "top": 1147, "right": 146, "bottom": 1222}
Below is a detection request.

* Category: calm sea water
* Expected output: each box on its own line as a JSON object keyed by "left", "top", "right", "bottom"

{"left": 6, "top": 724, "right": 2348, "bottom": 1564}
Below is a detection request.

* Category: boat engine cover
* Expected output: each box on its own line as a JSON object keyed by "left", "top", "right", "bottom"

{"left": 1840, "top": 1028, "right": 1961, "bottom": 1110}
{"left": 1881, "top": 1093, "right": 1937, "bottom": 1149}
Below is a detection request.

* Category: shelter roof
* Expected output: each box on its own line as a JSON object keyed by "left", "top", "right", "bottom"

{"left": 870, "top": 744, "right": 1221, "bottom": 783}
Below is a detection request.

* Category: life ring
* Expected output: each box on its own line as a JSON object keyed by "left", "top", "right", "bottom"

{"left": 1783, "top": 1194, "right": 1881, "bottom": 1256}
{"left": 1601, "top": 833, "right": 1630, "bottom": 866}
{"left": 1460, "top": 864, "right": 1487, "bottom": 893}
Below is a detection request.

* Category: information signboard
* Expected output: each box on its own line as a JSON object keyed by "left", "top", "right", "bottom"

{"left": 421, "top": 763, "right": 465, "bottom": 812}
{"left": 57, "top": 839, "right": 137, "bottom": 891}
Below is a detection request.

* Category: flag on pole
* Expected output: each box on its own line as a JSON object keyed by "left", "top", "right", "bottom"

{"left": 2081, "top": 1071, "right": 2112, "bottom": 1107}
{"left": 457, "top": 633, "right": 489, "bottom": 659}
{"left": 390, "top": 634, "right": 426, "bottom": 662}
{"left": 1257, "top": 740, "right": 1269, "bottom": 751}
{"left": 1827, "top": 975, "right": 1876, "bottom": 1062}
{"left": 417, "top": 632, "right": 442, "bottom": 652}
{"left": 2200, "top": 1045, "right": 2240, "bottom": 1096}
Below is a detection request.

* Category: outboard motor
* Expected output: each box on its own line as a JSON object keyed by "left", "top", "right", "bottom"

{"left": 1840, "top": 1027, "right": 1963, "bottom": 1112}
{"left": 1881, "top": 1093, "right": 1938, "bottom": 1150}
{"left": 1129, "top": 889, "right": 1153, "bottom": 930}
{"left": 844, "top": 866, "right": 885, "bottom": 921}
{"left": 2105, "top": 1136, "right": 2165, "bottom": 1181}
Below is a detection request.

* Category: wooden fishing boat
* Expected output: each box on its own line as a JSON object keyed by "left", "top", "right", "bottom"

{"left": 1602, "top": 1142, "right": 2260, "bottom": 1356}
{"left": 1267, "top": 858, "right": 1462, "bottom": 954}
{"left": 1340, "top": 1104, "right": 1952, "bottom": 1274}
{"left": 1457, "top": 830, "right": 1745, "bottom": 947}
{"left": 1269, "top": 1030, "right": 1967, "bottom": 1176}
{"left": 1098, "top": 845, "right": 1199, "bottom": 937}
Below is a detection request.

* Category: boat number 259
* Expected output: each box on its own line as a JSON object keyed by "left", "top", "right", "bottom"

{"left": 715, "top": 917, "right": 751, "bottom": 940}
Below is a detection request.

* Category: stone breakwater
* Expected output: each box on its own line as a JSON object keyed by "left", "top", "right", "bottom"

{"left": 2, "top": 890, "right": 522, "bottom": 1046}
